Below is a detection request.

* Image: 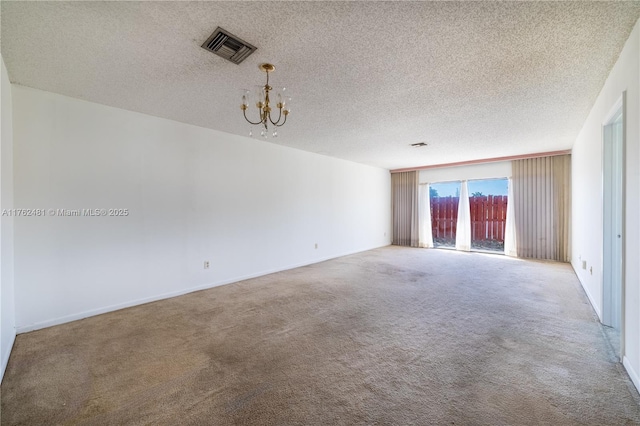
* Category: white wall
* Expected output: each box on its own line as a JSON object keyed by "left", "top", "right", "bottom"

{"left": 419, "top": 161, "right": 511, "bottom": 184}
{"left": 571, "top": 19, "right": 640, "bottom": 391}
{"left": 12, "top": 85, "right": 391, "bottom": 332}
{"left": 1, "top": 57, "right": 16, "bottom": 381}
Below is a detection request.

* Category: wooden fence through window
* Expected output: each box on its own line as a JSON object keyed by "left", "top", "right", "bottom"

{"left": 431, "top": 196, "right": 459, "bottom": 245}
{"left": 430, "top": 195, "right": 508, "bottom": 247}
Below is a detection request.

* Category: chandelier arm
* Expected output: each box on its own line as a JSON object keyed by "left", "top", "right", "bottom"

{"left": 274, "top": 114, "right": 288, "bottom": 127}
{"left": 243, "top": 109, "right": 263, "bottom": 126}
{"left": 268, "top": 108, "right": 283, "bottom": 126}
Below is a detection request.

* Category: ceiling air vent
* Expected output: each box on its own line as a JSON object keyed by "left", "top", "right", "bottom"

{"left": 201, "top": 27, "right": 257, "bottom": 65}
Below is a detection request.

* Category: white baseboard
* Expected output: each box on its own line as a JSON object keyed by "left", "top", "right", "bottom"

{"left": 571, "top": 262, "right": 602, "bottom": 320}
{"left": 16, "top": 244, "right": 390, "bottom": 334}
{"left": 1, "top": 330, "right": 16, "bottom": 383}
{"left": 623, "top": 356, "right": 640, "bottom": 393}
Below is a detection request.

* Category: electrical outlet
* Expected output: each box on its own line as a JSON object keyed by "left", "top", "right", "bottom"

{"left": 314, "top": 243, "right": 318, "bottom": 249}
{"left": 204, "top": 261, "right": 210, "bottom": 269}
{"left": 582, "top": 261, "right": 587, "bottom": 270}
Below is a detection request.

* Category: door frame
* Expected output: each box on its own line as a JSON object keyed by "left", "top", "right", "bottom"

{"left": 601, "top": 92, "right": 626, "bottom": 358}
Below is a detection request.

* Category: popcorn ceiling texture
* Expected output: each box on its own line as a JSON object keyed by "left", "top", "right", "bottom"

{"left": 1, "top": 2, "right": 639, "bottom": 169}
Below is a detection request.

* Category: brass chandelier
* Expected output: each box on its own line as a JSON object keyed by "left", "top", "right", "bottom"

{"left": 241, "top": 63, "right": 291, "bottom": 138}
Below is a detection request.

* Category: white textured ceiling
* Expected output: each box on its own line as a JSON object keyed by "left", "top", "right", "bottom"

{"left": 2, "top": 1, "right": 639, "bottom": 170}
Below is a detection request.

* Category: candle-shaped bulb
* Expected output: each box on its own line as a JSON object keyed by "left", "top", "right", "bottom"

{"left": 256, "top": 86, "right": 265, "bottom": 106}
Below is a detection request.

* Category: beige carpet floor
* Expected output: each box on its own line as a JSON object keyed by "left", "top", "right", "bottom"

{"left": 2, "top": 246, "right": 639, "bottom": 425}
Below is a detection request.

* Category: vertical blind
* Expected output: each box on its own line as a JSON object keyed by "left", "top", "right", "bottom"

{"left": 418, "top": 183, "right": 434, "bottom": 248}
{"left": 512, "top": 155, "right": 571, "bottom": 261}
{"left": 455, "top": 180, "right": 471, "bottom": 251}
{"left": 391, "top": 171, "right": 419, "bottom": 247}
{"left": 504, "top": 178, "right": 518, "bottom": 257}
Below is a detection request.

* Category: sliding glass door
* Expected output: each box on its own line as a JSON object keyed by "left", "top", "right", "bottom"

{"left": 467, "top": 179, "right": 508, "bottom": 252}
{"left": 429, "top": 178, "right": 508, "bottom": 253}
{"left": 429, "top": 182, "right": 460, "bottom": 248}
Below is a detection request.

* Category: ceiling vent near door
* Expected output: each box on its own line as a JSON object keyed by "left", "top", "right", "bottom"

{"left": 201, "top": 27, "right": 257, "bottom": 65}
